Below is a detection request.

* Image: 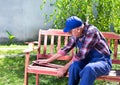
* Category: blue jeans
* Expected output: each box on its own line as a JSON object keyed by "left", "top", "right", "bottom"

{"left": 68, "top": 49, "right": 112, "bottom": 85}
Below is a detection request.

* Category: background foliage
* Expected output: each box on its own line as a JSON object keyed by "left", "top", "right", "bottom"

{"left": 41, "top": 0, "right": 120, "bottom": 33}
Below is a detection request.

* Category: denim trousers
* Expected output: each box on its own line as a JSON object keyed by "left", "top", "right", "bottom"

{"left": 68, "top": 49, "right": 112, "bottom": 85}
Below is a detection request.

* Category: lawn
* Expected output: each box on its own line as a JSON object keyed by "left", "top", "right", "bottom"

{"left": 0, "top": 45, "right": 120, "bottom": 85}
{"left": 0, "top": 45, "right": 68, "bottom": 85}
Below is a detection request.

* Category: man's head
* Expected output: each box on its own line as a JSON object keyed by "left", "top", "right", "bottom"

{"left": 63, "top": 16, "right": 84, "bottom": 37}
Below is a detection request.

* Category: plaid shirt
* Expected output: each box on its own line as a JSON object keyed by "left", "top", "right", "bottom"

{"left": 58, "top": 24, "right": 111, "bottom": 61}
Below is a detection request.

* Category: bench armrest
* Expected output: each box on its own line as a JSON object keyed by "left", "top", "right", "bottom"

{"left": 23, "top": 44, "right": 38, "bottom": 68}
{"left": 25, "top": 41, "right": 38, "bottom": 44}
{"left": 23, "top": 48, "right": 33, "bottom": 53}
{"left": 24, "top": 41, "right": 39, "bottom": 53}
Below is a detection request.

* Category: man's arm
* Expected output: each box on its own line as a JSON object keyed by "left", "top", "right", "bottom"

{"left": 38, "top": 36, "right": 76, "bottom": 64}
{"left": 37, "top": 53, "right": 63, "bottom": 64}
{"left": 57, "top": 58, "right": 73, "bottom": 77}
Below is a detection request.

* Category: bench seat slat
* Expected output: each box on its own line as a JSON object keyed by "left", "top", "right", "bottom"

{"left": 28, "top": 64, "right": 120, "bottom": 82}
{"left": 112, "top": 59, "right": 120, "bottom": 64}
{"left": 28, "top": 65, "right": 58, "bottom": 76}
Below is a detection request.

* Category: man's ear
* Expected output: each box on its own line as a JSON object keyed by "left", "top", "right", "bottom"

{"left": 76, "top": 28, "right": 80, "bottom": 32}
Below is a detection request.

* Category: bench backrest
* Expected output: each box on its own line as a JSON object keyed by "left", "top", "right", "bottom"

{"left": 102, "top": 32, "right": 120, "bottom": 64}
{"left": 37, "top": 29, "right": 120, "bottom": 64}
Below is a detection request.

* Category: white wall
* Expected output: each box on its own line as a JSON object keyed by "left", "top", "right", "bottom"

{"left": 0, "top": 0, "right": 54, "bottom": 42}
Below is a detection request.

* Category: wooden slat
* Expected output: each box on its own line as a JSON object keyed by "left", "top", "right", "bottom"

{"left": 41, "top": 30, "right": 71, "bottom": 36}
{"left": 32, "top": 62, "right": 64, "bottom": 68}
{"left": 64, "top": 36, "right": 68, "bottom": 46}
{"left": 98, "top": 70, "right": 120, "bottom": 82}
{"left": 37, "top": 30, "right": 42, "bottom": 59}
{"left": 28, "top": 65, "right": 58, "bottom": 76}
{"left": 38, "top": 30, "right": 42, "bottom": 54}
{"left": 107, "top": 39, "right": 111, "bottom": 47}
{"left": 113, "top": 39, "right": 118, "bottom": 59}
{"left": 102, "top": 32, "right": 120, "bottom": 39}
{"left": 57, "top": 36, "right": 61, "bottom": 51}
{"left": 43, "top": 35, "right": 48, "bottom": 54}
{"left": 98, "top": 76, "right": 120, "bottom": 82}
{"left": 50, "top": 35, "right": 54, "bottom": 54}
{"left": 28, "top": 65, "right": 120, "bottom": 82}
{"left": 112, "top": 59, "right": 120, "bottom": 64}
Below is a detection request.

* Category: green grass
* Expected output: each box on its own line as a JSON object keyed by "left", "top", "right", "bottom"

{"left": 0, "top": 45, "right": 68, "bottom": 85}
{"left": 0, "top": 54, "right": 68, "bottom": 85}
{"left": 0, "top": 55, "right": 69, "bottom": 85}
{"left": 0, "top": 45, "right": 120, "bottom": 85}
{"left": 0, "top": 45, "right": 27, "bottom": 55}
{"left": 0, "top": 56, "right": 24, "bottom": 85}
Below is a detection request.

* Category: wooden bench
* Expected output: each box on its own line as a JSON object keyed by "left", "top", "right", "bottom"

{"left": 24, "top": 29, "right": 120, "bottom": 85}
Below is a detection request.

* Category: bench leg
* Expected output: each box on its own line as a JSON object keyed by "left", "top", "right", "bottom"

{"left": 36, "top": 74, "right": 39, "bottom": 85}
{"left": 24, "top": 52, "right": 30, "bottom": 85}
{"left": 24, "top": 72, "right": 28, "bottom": 85}
{"left": 119, "top": 82, "right": 120, "bottom": 85}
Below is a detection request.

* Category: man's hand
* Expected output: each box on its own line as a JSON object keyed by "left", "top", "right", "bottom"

{"left": 57, "top": 59, "right": 73, "bottom": 78}
{"left": 57, "top": 67, "right": 68, "bottom": 78}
